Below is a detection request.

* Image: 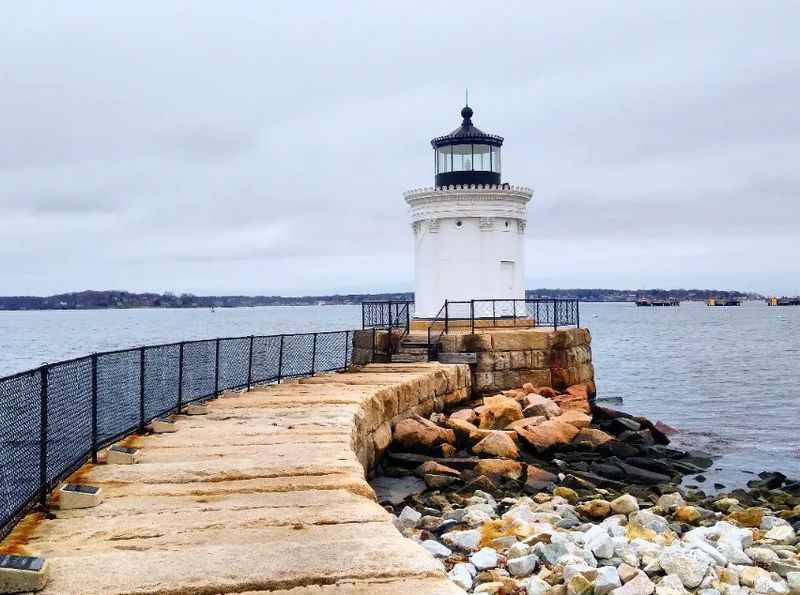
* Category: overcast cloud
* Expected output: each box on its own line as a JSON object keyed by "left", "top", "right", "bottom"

{"left": 1, "top": 2, "right": 799, "bottom": 296}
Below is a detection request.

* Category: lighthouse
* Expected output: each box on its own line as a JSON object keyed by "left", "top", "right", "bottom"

{"left": 405, "top": 105, "right": 533, "bottom": 320}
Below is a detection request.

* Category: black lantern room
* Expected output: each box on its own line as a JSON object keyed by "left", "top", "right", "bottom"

{"left": 431, "top": 105, "right": 503, "bottom": 187}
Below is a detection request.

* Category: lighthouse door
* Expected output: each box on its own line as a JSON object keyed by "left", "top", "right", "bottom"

{"left": 500, "top": 260, "right": 514, "bottom": 297}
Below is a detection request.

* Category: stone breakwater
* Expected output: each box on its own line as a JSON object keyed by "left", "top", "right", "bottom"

{"left": 376, "top": 382, "right": 800, "bottom": 594}
{"left": 0, "top": 363, "right": 471, "bottom": 594}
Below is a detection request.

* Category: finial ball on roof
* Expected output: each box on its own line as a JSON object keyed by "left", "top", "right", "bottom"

{"left": 461, "top": 106, "right": 473, "bottom": 119}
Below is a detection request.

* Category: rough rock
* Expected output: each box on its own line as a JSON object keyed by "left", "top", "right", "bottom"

{"left": 580, "top": 500, "right": 613, "bottom": 519}
{"left": 729, "top": 507, "right": 764, "bottom": 528}
{"left": 448, "top": 562, "right": 475, "bottom": 590}
{"left": 611, "top": 494, "right": 640, "bottom": 515}
{"left": 658, "top": 547, "right": 711, "bottom": 589}
{"left": 595, "top": 566, "right": 623, "bottom": 595}
{"left": 568, "top": 574, "right": 594, "bottom": 595}
{"left": 450, "top": 408, "right": 479, "bottom": 424}
{"left": 442, "top": 528, "right": 482, "bottom": 551}
{"left": 785, "top": 572, "right": 799, "bottom": 595}
{"left": 472, "top": 431, "right": 520, "bottom": 459}
{"left": 477, "top": 397, "right": 524, "bottom": 430}
{"left": 765, "top": 525, "right": 796, "bottom": 544}
{"left": 507, "top": 416, "right": 547, "bottom": 432}
{"left": 612, "top": 570, "right": 656, "bottom": 595}
{"left": 470, "top": 547, "right": 499, "bottom": 570}
{"left": 414, "top": 460, "right": 461, "bottom": 478}
{"left": 522, "top": 395, "right": 562, "bottom": 419}
{"left": 657, "top": 493, "right": 686, "bottom": 513}
{"left": 574, "top": 428, "right": 615, "bottom": 447}
{"left": 554, "top": 486, "right": 579, "bottom": 504}
{"left": 674, "top": 506, "right": 702, "bottom": 525}
{"left": 393, "top": 416, "right": 455, "bottom": 451}
{"left": 421, "top": 539, "right": 452, "bottom": 558}
{"left": 559, "top": 409, "right": 593, "bottom": 429}
{"left": 474, "top": 458, "right": 523, "bottom": 480}
{"left": 517, "top": 420, "right": 580, "bottom": 452}
{"left": 656, "top": 575, "right": 687, "bottom": 595}
{"left": 398, "top": 506, "right": 422, "bottom": 529}
{"left": 507, "top": 554, "right": 538, "bottom": 577}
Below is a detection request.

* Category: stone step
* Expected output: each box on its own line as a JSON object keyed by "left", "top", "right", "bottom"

{"left": 390, "top": 353, "right": 428, "bottom": 363}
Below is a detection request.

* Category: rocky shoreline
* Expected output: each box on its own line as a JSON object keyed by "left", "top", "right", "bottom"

{"left": 373, "top": 382, "right": 800, "bottom": 594}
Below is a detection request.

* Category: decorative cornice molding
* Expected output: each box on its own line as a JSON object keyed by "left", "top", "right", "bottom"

{"left": 428, "top": 218, "right": 440, "bottom": 233}
{"left": 479, "top": 217, "right": 494, "bottom": 231}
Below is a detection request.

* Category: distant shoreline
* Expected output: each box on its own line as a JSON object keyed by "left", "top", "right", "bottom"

{"left": 0, "top": 288, "right": 765, "bottom": 311}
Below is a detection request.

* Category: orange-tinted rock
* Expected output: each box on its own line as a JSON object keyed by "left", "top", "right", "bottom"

{"left": 450, "top": 408, "right": 479, "bottom": 425}
{"left": 474, "top": 459, "right": 523, "bottom": 480}
{"left": 472, "top": 431, "right": 520, "bottom": 459}
{"left": 566, "top": 384, "right": 590, "bottom": 399}
{"left": 573, "top": 428, "right": 613, "bottom": 447}
{"left": 507, "top": 416, "right": 546, "bottom": 432}
{"left": 446, "top": 417, "right": 480, "bottom": 441}
{"left": 557, "top": 409, "right": 592, "bottom": 429}
{"left": 526, "top": 465, "right": 558, "bottom": 483}
{"left": 393, "top": 416, "right": 456, "bottom": 451}
{"left": 522, "top": 383, "right": 538, "bottom": 395}
{"left": 415, "top": 461, "right": 461, "bottom": 478}
{"left": 476, "top": 397, "right": 523, "bottom": 430}
{"left": 538, "top": 387, "right": 559, "bottom": 399}
{"left": 522, "top": 394, "right": 561, "bottom": 419}
{"left": 516, "top": 420, "right": 580, "bottom": 452}
{"left": 438, "top": 443, "right": 457, "bottom": 458}
{"left": 551, "top": 393, "right": 591, "bottom": 414}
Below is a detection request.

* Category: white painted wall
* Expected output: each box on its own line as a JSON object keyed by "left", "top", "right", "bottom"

{"left": 405, "top": 185, "right": 533, "bottom": 318}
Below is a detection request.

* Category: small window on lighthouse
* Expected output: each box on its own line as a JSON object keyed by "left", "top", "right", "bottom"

{"left": 504, "top": 220, "right": 510, "bottom": 231}
{"left": 456, "top": 220, "right": 463, "bottom": 228}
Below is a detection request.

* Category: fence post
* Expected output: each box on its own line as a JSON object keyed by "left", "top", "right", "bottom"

{"left": 536, "top": 301, "right": 540, "bottom": 328}
{"left": 405, "top": 303, "right": 410, "bottom": 332}
{"left": 343, "top": 331, "right": 350, "bottom": 369}
{"left": 90, "top": 354, "right": 98, "bottom": 463}
{"left": 371, "top": 327, "right": 376, "bottom": 363}
{"left": 214, "top": 338, "right": 221, "bottom": 396}
{"left": 444, "top": 300, "right": 449, "bottom": 334}
{"left": 471, "top": 300, "right": 475, "bottom": 334}
{"left": 310, "top": 333, "right": 317, "bottom": 375}
{"left": 177, "top": 342, "right": 184, "bottom": 413}
{"left": 39, "top": 363, "right": 49, "bottom": 510}
{"left": 492, "top": 300, "right": 496, "bottom": 327}
{"left": 139, "top": 347, "right": 146, "bottom": 431}
{"left": 362, "top": 304, "right": 366, "bottom": 330}
{"left": 513, "top": 300, "right": 517, "bottom": 327}
{"left": 576, "top": 300, "right": 580, "bottom": 328}
{"left": 247, "top": 335, "right": 254, "bottom": 391}
{"left": 277, "top": 334, "right": 285, "bottom": 383}
{"left": 553, "top": 299, "right": 558, "bottom": 330}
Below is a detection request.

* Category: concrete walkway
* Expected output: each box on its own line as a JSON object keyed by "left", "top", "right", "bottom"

{"left": 4, "top": 363, "right": 469, "bottom": 594}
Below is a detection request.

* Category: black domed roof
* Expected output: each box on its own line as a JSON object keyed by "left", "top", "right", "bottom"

{"left": 431, "top": 105, "right": 504, "bottom": 148}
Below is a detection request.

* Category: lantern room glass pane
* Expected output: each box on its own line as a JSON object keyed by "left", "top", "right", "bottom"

{"left": 491, "top": 146, "right": 501, "bottom": 173}
{"left": 452, "top": 144, "right": 473, "bottom": 171}
{"left": 473, "top": 144, "right": 490, "bottom": 171}
{"left": 437, "top": 146, "right": 451, "bottom": 173}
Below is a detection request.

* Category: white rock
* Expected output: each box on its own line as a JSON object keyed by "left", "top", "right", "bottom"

{"left": 448, "top": 562, "right": 474, "bottom": 591}
{"left": 612, "top": 570, "right": 656, "bottom": 595}
{"left": 442, "top": 529, "right": 482, "bottom": 551}
{"left": 658, "top": 547, "right": 711, "bottom": 589}
{"left": 762, "top": 517, "right": 792, "bottom": 531}
{"left": 398, "top": 506, "right": 422, "bottom": 529}
{"left": 421, "top": 539, "right": 452, "bottom": 558}
{"left": 595, "top": 566, "right": 623, "bottom": 595}
{"left": 657, "top": 493, "right": 686, "bottom": 512}
{"left": 747, "top": 547, "right": 781, "bottom": 565}
{"left": 524, "top": 576, "right": 553, "bottom": 595}
{"left": 786, "top": 572, "right": 800, "bottom": 595}
{"left": 612, "top": 495, "right": 640, "bottom": 515}
{"left": 722, "top": 587, "right": 751, "bottom": 595}
{"left": 464, "top": 509, "right": 493, "bottom": 527}
{"left": 754, "top": 574, "right": 790, "bottom": 595}
{"left": 765, "top": 525, "right": 797, "bottom": 545}
{"left": 588, "top": 532, "right": 616, "bottom": 559}
{"left": 564, "top": 563, "right": 599, "bottom": 582}
{"left": 656, "top": 575, "right": 687, "bottom": 595}
{"left": 698, "top": 590, "right": 721, "bottom": 595}
{"left": 470, "top": 547, "right": 499, "bottom": 570}
{"left": 740, "top": 566, "right": 773, "bottom": 588}
{"left": 508, "top": 542, "right": 531, "bottom": 559}
{"left": 632, "top": 510, "right": 670, "bottom": 534}
{"left": 507, "top": 554, "right": 538, "bottom": 577}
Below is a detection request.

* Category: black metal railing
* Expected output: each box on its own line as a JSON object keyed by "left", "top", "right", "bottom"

{"left": 0, "top": 328, "right": 371, "bottom": 541}
{"left": 425, "top": 298, "right": 580, "bottom": 353}
{"left": 361, "top": 301, "right": 414, "bottom": 331}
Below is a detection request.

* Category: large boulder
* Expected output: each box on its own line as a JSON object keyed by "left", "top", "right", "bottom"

{"left": 450, "top": 408, "right": 479, "bottom": 424}
{"left": 552, "top": 393, "right": 591, "bottom": 413}
{"left": 393, "top": 416, "right": 455, "bottom": 451}
{"left": 414, "top": 461, "right": 461, "bottom": 478}
{"left": 522, "top": 394, "right": 562, "bottom": 419}
{"left": 507, "top": 416, "right": 547, "bottom": 431}
{"left": 472, "top": 431, "right": 520, "bottom": 459}
{"left": 476, "top": 396, "right": 523, "bottom": 430}
{"left": 516, "top": 419, "right": 580, "bottom": 452}
{"left": 474, "top": 459, "right": 523, "bottom": 480}
{"left": 558, "top": 409, "right": 592, "bottom": 428}
{"left": 573, "top": 428, "right": 614, "bottom": 448}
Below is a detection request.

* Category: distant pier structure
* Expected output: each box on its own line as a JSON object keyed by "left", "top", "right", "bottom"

{"left": 707, "top": 298, "right": 742, "bottom": 306}
{"left": 767, "top": 296, "right": 800, "bottom": 306}
{"left": 635, "top": 298, "right": 680, "bottom": 307}
{"left": 404, "top": 104, "right": 532, "bottom": 319}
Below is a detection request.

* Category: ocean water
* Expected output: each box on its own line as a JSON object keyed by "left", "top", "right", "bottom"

{"left": 1, "top": 301, "right": 798, "bottom": 486}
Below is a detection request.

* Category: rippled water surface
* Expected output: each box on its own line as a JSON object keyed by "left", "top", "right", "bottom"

{"left": 2, "top": 301, "right": 798, "bottom": 486}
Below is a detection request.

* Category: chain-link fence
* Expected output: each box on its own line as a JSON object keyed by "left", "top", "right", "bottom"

{"left": 0, "top": 328, "right": 365, "bottom": 540}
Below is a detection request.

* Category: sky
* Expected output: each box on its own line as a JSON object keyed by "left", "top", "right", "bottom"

{"left": 1, "top": 2, "right": 799, "bottom": 297}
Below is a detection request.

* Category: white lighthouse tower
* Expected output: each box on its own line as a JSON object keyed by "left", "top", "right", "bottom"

{"left": 405, "top": 105, "right": 533, "bottom": 320}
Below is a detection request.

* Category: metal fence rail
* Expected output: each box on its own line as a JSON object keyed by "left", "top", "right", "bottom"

{"left": 361, "top": 301, "right": 414, "bottom": 331}
{"left": 0, "top": 328, "right": 368, "bottom": 541}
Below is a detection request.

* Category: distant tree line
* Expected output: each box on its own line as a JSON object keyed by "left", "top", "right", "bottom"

{"left": 0, "top": 288, "right": 765, "bottom": 310}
